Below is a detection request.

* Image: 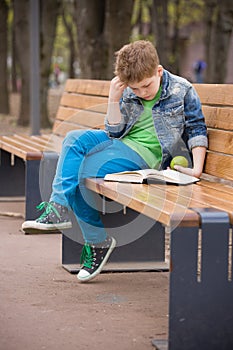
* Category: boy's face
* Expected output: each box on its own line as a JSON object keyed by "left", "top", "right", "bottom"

{"left": 128, "top": 65, "right": 163, "bottom": 100}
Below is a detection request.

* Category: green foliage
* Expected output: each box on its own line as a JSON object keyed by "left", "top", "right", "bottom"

{"left": 168, "top": 0, "right": 205, "bottom": 27}
{"left": 132, "top": 0, "right": 205, "bottom": 28}
{"left": 52, "top": 15, "right": 70, "bottom": 70}
{"left": 52, "top": 1, "right": 77, "bottom": 74}
{"left": 132, "top": 0, "right": 152, "bottom": 25}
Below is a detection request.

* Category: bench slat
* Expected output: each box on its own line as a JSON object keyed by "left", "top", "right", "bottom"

{"left": 203, "top": 106, "right": 233, "bottom": 131}
{"left": 52, "top": 120, "right": 104, "bottom": 138}
{"left": 0, "top": 135, "right": 57, "bottom": 159}
{"left": 10, "top": 134, "right": 50, "bottom": 149}
{"left": 160, "top": 183, "right": 233, "bottom": 224}
{"left": 207, "top": 129, "right": 233, "bottom": 155}
{"left": 56, "top": 107, "right": 105, "bottom": 126}
{"left": 60, "top": 93, "right": 108, "bottom": 111}
{"left": 204, "top": 152, "right": 233, "bottom": 181}
{"left": 65, "top": 79, "right": 110, "bottom": 96}
{"left": 0, "top": 136, "right": 43, "bottom": 152}
{"left": 0, "top": 138, "right": 42, "bottom": 160}
{"left": 199, "top": 179, "right": 233, "bottom": 194}
{"left": 153, "top": 180, "right": 233, "bottom": 207}
{"left": 165, "top": 180, "right": 233, "bottom": 207}
{"left": 194, "top": 84, "right": 233, "bottom": 106}
{"left": 38, "top": 135, "right": 51, "bottom": 141}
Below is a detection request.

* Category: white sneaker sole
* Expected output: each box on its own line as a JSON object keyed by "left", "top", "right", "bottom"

{"left": 22, "top": 220, "right": 72, "bottom": 232}
{"left": 77, "top": 237, "right": 116, "bottom": 282}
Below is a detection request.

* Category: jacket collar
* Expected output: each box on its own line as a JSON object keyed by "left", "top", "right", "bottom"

{"left": 160, "top": 69, "right": 170, "bottom": 100}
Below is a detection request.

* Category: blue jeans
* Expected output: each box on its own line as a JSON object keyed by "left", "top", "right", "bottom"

{"left": 50, "top": 130, "right": 148, "bottom": 244}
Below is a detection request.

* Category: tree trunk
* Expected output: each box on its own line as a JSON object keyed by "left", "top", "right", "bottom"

{"left": 40, "top": 0, "right": 61, "bottom": 128}
{"left": 14, "top": 0, "right": 60, "bottom": 127}
{"left": 75, "top": 0, "right": 133, "bottom": 79}
{"left": 215, "top": 0, "right": 233, "bottom": 83}
{"left": 170, "top": 0, "right": 181, "bottom": 74}
{"left": 75, "top": 0, "right": 107, "bottom": 79}
{"left": 151, "top": 0, "right": 169, "bottom": 69}
{"left": 11, "top": 9, "right": 18, "bottom": 94}
{"left": 13, "top": 0, "right": 30, "bottom": 126}
{"left": 62, "top": 2, "right": 76, "bottom": 79}
{"left": 204, "top": 0, "right": 233, "bottom": 83}
{"left": 105, "top": 0, "right": 134, "bottom": 79}
{"left": 204, "top": 0, "right": 215, "bottom": 82}
{"left": 0, "top": 0, "right": 10, "bottom": 114}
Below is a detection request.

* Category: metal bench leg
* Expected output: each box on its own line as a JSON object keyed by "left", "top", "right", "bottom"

{"left": 0, "top": 150, "right": 25, "bottom": 196}
{"left": 25, "top": 152, "right": 58, "bottom": 220}
{"left": 153, "top": 208, "right": 233, "bottom": 350}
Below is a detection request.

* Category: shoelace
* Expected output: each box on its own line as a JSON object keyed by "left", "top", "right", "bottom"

{"left": 80, "top": 243, "right": 94, "bottom": 269}
{"left": 36, "top": 201, "right": 61, "bottom": 221}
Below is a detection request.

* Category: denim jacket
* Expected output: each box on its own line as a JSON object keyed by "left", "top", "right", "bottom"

{"left": 105, "top": 69, "right": 208, "bottom": 168}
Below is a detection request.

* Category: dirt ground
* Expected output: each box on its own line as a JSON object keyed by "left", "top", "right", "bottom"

{"left": 0, "top": 90, "right": 169, "bottom": 350}
{"left": 0, "top": 208, "right": 169, "bottom": 350}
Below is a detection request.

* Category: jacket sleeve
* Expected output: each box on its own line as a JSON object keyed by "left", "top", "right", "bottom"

{"left": 183, "top": 86, "right": 208, "bottom": 150}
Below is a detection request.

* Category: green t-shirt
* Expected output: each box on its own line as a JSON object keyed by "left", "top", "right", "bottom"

{"left": 122, "top": 88, "right": 162, "bottom": 169}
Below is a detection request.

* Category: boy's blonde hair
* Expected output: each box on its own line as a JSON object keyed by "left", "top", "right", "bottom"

{"left": 114, "top": 40, "right": 160, "bottom": 84}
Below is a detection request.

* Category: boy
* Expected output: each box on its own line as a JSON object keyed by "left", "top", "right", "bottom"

{"left": 22, "top": 40, "right": 208, "bottom": 282}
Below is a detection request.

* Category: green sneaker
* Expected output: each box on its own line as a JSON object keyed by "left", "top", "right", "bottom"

{"left": 77, "top": 236, "right": 116, "bottom": 282}
{"left": 22, "top": 201, "right": 72, "bottom": 233}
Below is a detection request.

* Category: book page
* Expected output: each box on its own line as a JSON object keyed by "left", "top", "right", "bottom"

{"left": 148, "top": 169, "right": 199, "bottom": 184}
{"left": 104, "top": 168, "right": 199, "bottom": 185}
{"left": 104, "top": 169, "right": 144, "bottom": 178}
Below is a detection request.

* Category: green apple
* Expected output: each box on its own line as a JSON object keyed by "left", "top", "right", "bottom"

{"left": 170, "top": 156, "right": 189, "bottom": 169}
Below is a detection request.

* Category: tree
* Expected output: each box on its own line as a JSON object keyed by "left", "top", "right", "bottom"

{"left": 204, "top": 0, "right": 233, "bottom": 83}
{"left": 75, "top": 0, "right": 134, "bottom": 79}
{"left": 13, "top": 0, "right": 61, "bottom": 127}
{"left": 131, "top": 0, "right": 153, "bottom": 40}
{"left": 40, "top": 0, "right": 61, "bottom": 128}
{"left": 13, "top": 0, "right": 30, "bottom": 125}
{"left": 0, "top": 0, "right": 10, "bottom": 114}
{"left": 170, "top": 0, "right": 181, "bottom": 74}
{"left": 11, "top": 1, "right": 18, "bottom": 93}
{"left": 151, "top": 0, "right": 169, "bottom": 69}
{"left": 61, "top": 0, "right": 77, "bottom": 79}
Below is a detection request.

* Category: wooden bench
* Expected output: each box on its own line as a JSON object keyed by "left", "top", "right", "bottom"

{"left": 86, "top": 84, "right": 233, "bottom": 350}
{"left": 1, "top": 79, "right": 233, "bottom": 349}
{"left": 0, "top": 79, "right": 109, "bottom": 217}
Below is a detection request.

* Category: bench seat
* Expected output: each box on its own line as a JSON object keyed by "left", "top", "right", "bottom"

{"left": 86, "top": 177, "right": 233, "bottom": 227}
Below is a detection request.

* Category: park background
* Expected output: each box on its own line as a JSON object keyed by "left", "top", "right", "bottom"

{"left": 0, "top": 2, "right": 232, "bottom": 349}
{"left": 0, "top": 0, "right": 233, "bottom": 131}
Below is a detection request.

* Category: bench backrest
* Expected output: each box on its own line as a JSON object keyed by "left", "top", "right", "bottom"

{"left": 53, "top": 79, "right": 110, "bottom": 137}
{"left": 54, "top": 79, "right": 233, "bottom": 183}
{"left": 194, "top": 84, "right": 233, "bottom": 183}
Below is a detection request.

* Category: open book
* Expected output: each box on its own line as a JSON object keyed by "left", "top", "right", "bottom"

{"left": 104, "top": 168, "right": 200, "bottom": 185}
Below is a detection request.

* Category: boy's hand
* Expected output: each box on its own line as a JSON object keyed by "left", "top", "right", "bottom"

{"left": 172, "top": 165, "right": 199, "bottom": 178}
{"left": 170, "top": 146, "right": 206, "bottom": 178}
{"left": 109, "top": 76, "right": 127, "bottom": 102}
{"left": 107, "top": 77, "right": 126, "bottom": 125}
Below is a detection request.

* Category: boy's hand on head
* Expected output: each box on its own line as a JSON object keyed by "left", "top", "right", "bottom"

{"left": 107, "top": 77, "right": 127, "bottom": 125}
{"left": 109, "top": 76, "right": 127, "bottom": 102}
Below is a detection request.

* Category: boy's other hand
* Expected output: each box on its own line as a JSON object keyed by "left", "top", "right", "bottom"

{"left": 109, "top": 76, "right": 127, "bottom": 102}
{"left": 172, "top": 165, "right": 201, "bottom": 178}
